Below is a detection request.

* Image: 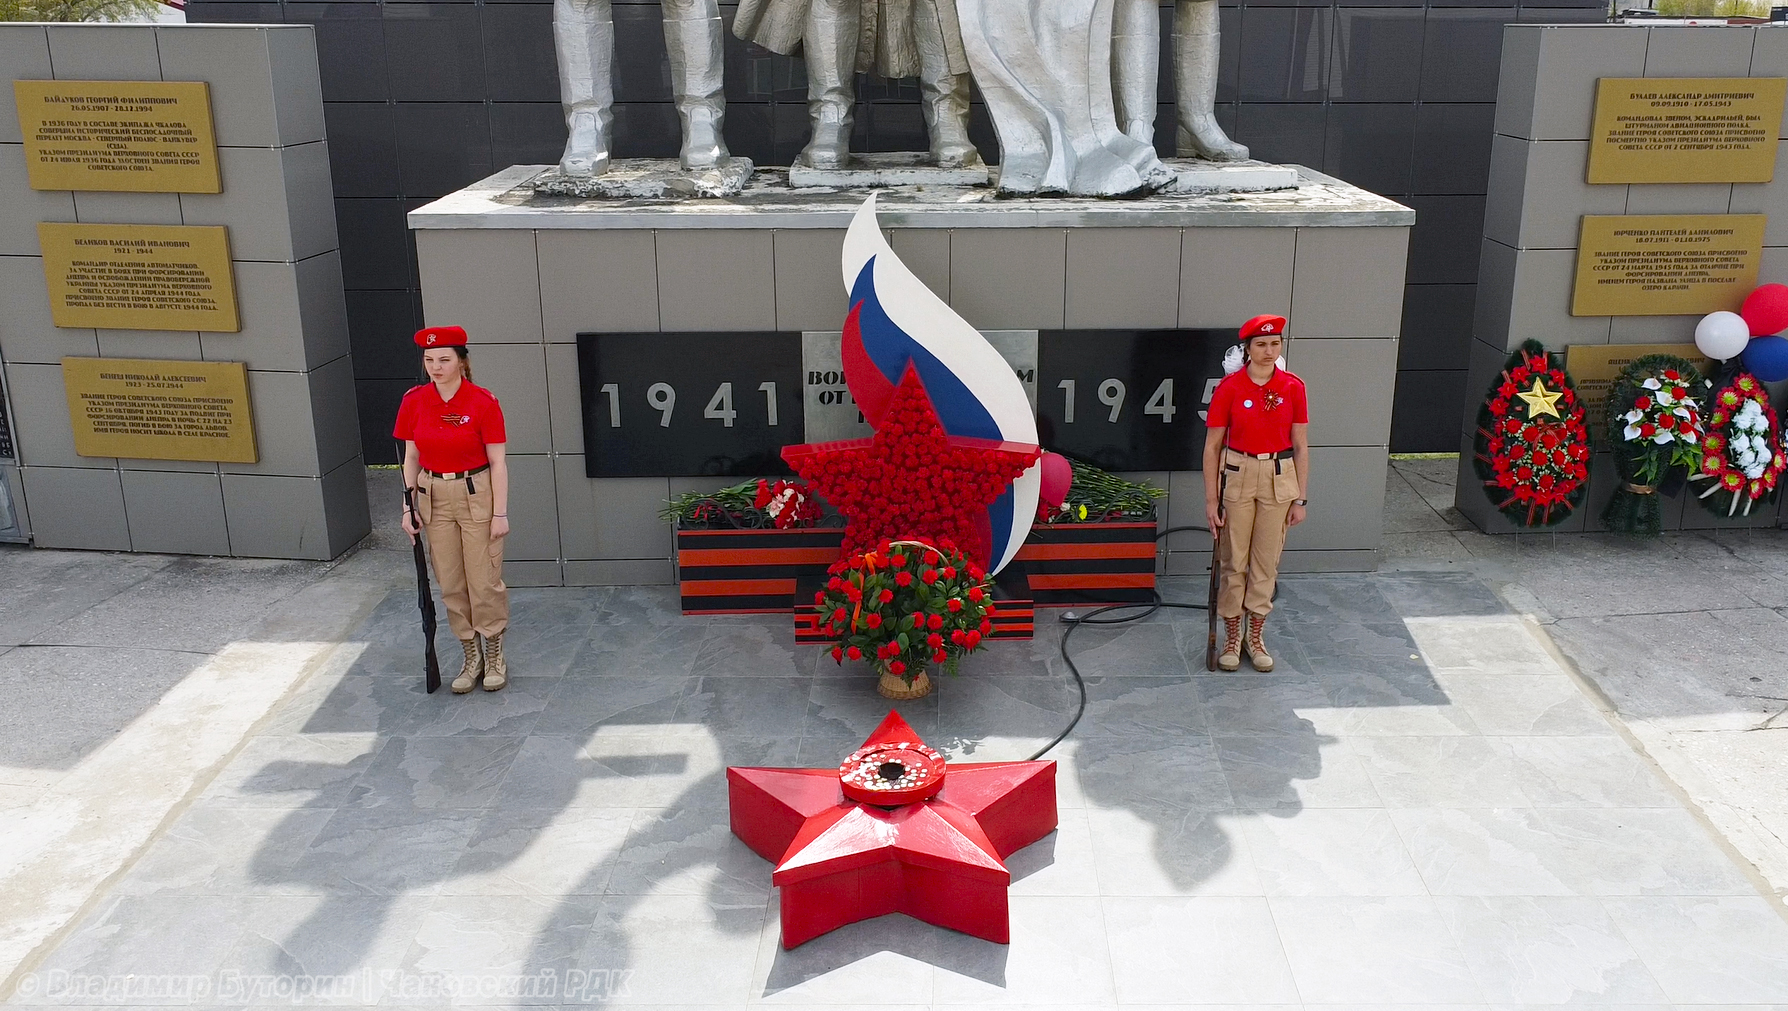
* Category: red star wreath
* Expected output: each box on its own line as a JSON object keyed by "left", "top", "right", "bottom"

{"left": 782, "top": 367, "right": 1042, "bottom": 568}
{"left": 1690, "top": 370, "right": 1785, "bottom": 518}
{"left": 1472, "top": 340, "right": 1591, "bottom": 527}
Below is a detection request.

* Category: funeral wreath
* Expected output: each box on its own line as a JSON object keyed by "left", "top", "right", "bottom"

{"left": 1690, "top": 370, "right": 1785, "bottom": 518}
{"left": 1471, "top": 340, "right": 1591, "bottom": 528}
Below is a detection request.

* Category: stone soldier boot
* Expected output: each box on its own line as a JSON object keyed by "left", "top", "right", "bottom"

{"left": 797, "top": 0, "right": 859, "bottom": 168}
{"left": 1218, "top": 615, "right": 1243, "bottom": 672}
{"left": 1245, "top": 613, "right": 1274, "bottom": 672}
{"left": 1110, "top": 0, "right": 1160, "bottom": 147}
{"left": 1173, "top": 0, "right": 1249, "bottom": 161}
{"left": 553, "top": 1, "right": 616, "bottom": 177}
{"left": 451, "top": 638, "right": 483, "bottom": 694}
{"left": 663, "top": 13, "right": 729, "bottom": 169}
{"left": 481, "top": 633, "right": 508, "bottom": 691}
{"left": 913, "top": 2, "right": 982, "bottom": 169}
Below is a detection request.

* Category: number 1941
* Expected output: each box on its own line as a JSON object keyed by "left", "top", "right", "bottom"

{"left": 597, "top": 382, "right": 780, "bottom": 429}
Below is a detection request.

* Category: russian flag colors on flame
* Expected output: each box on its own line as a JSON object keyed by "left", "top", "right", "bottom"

{"left": 839, "top": 195, "right": 1042, "bottom": 574}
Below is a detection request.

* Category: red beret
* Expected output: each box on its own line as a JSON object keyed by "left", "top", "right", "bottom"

{"left": 1239, "top": 314, "right": 1287, "bottom": 342}
{"left": 414, "top": 325, "right": 468, "bottom": 348}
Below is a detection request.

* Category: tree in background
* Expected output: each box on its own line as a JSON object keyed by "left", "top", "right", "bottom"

{"left": 1652, "top": 0, "right": 1770, "bottom": 16}
{"left": 1, "top": 0, "right": 167, "bottom": 21}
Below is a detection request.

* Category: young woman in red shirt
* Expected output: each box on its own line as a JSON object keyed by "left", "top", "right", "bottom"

{"left": 395, "top": 325, "right": 513, "bottom": 692}
{"left": 1202, "top": 314, "right": 1310, "bottom": 672}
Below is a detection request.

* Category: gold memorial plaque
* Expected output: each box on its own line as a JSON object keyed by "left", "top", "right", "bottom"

{"left": 1572, "top": 214, "right": 1764, "bottom": 317}
{"left": 1587, "top": 78, "right": 1785, "bottom": 184}
{"left": 13, "top": 80, "right": 221, "bottom": 193}
{"left": 38, "top": 222, "right": 239, "bottom": 332}
{"left": 1564, "top": 343, "right": 1715, "bottom": 442}
{"left": 62, "top": 357, "right": 257, "bottom": 463}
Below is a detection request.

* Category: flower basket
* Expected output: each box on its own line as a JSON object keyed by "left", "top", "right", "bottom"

{"left": 876, "top": 663, "right": 933, "bottom": 699}
{"left": 816, "top": 539, "right": 998, "bottom": 696}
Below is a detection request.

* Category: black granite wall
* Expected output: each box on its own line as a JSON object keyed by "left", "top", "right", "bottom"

{"left": 188, "top": 0, "right": 1607, "bottom": 461}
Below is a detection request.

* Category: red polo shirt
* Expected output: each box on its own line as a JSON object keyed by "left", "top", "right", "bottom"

{"left": 1207, "top": 367, "right": 1308, "bottom": 455}
{"left": 393, "top": 381, "right": 507, "bottom": 473}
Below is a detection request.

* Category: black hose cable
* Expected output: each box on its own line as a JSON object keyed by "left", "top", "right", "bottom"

{"left": 1025, "top": 523, "right": 1215, "bottom": 762}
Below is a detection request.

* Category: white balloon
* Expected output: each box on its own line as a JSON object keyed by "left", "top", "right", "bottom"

{"left": 1696, "top": 310, "right": 1752, "bottom": 360}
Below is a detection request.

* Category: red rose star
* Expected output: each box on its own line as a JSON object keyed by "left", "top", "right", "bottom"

{"left": 727, "top": 711, "right": 1057, "bottom": 948}
{"left": 782, "top": 367, "right": 1042, "bottom": 568}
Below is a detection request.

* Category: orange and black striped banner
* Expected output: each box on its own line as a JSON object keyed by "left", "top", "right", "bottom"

{"left": 1017, "top": 522, "right": 1158, "bottom": 605}
{"left": 677, "top": 521, "right": 1157, "bottom": 615}
{"left": 678, "top": 528, "right": 845, "bottom": 613}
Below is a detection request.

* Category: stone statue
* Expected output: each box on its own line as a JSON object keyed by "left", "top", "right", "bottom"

{"left": 955, "top": 0, "right": 1172, "bottom": 195}
{"left": 1111, "top": 0, "right": 1247, "bottom": 161}
{"left": 553, "top": 0, "right": 730, "bottom": 176}
{"left": 734, "top": 0, "right": 979, "bottom": 170}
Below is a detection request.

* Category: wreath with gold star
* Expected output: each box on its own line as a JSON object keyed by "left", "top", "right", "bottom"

{"left": 1472, "top": 340, "right": 1591, "bottom": 527}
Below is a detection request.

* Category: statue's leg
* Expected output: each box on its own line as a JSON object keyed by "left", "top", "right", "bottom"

{"left": 913, "top": 0, "right": 980, "bottom": 168}
{"left": 1172, "top": 0, "right": 1247, "bottom": 161}
{"left": 1110, "top": 0, "right": 1159, "bottom": 149}
{"left": 662, "top": 0, "right": 729, "bottom": 169}
{"left": 799, "top": 0, "right": 858, "bottom": 168}
{"left": 553, "top": 0, "right": 615, "bottom": 176}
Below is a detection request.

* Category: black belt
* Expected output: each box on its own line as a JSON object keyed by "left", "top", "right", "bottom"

{"left": 1225, "top": 448, "right": 1293, "bottom": 461}
{"left": 421, "top": 463, "right": 488, "bottom": 495}
{"left": 423, "top": 464, "right": 489, "bottom": 480}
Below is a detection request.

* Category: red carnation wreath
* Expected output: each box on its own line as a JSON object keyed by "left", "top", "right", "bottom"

{"left": 1690, "top": 371, "right": 1785, "bottom": 518}
{"left": 1472, "top": 340, "right": 1591, "bottom": 527}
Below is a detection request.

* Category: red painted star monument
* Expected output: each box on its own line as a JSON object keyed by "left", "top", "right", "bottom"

{"left": 728, "top": 712, "right": 1057, "bottom": 947}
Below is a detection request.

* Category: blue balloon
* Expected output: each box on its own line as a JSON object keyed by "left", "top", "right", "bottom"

{"left": 1743, "top": 333, "right": 1788, "bottom": 382}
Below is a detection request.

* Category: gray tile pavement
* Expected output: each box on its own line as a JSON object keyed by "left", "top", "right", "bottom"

{"left": 0, "top": 463, "right": 1785, "bottom": 1008}
{"left": 1383, "top": 456, "right": 1788, "bottom": 911}
{"left": 4, "top": 568, "right": 1784, "bottom": 1008}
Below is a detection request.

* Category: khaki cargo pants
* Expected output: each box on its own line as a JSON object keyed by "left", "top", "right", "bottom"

{"left": 416, "top": 469, "right": 509, "bottom": 639}
{"left": 1217, "top": 447, "right": 1298, "bottom": 619}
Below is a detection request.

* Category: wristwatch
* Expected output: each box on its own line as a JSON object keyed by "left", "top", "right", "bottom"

{"left": 1292, "top": 498, "right": 1308, "bottom": 506}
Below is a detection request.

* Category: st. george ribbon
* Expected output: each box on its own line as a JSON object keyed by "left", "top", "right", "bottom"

{"left": 839, "top": 194, "right": 1042, "bottom": 574}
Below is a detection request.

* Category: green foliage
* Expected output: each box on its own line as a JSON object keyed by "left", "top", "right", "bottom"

{"left": 1048, "top": 459, "right": 1164, "bottom": 523}
{"left": 1652, "top": 0, "right": 1769, "bottom": 16}
{"left": 1, "top": 0, "right": 164, "bottom": 22}
{"left": 660, "top": 479, "right": 764, "bottom": 527}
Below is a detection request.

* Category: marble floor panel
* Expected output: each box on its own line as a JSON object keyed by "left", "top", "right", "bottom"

{"left": 7, "top": 572, "right": 1783, "bottom": 1010}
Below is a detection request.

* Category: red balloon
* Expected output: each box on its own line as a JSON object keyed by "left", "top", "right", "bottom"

{"left": 1039, "top": 452, "right": 1073, "bottom": 507}
{"left": 1740, "top": 283, "right": 1788, "bottom": 337}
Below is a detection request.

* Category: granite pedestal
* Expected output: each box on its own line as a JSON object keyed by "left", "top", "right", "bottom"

{"left": 409, "top": 166, "right": 1412, "bottom": 586}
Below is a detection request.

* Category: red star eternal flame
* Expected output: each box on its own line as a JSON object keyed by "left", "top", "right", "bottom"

{"left": 781, "top": 366, "right": 1042, "bottom": 569}
{"left": 727, "top": 711, "right": 1057, "bottom": 948}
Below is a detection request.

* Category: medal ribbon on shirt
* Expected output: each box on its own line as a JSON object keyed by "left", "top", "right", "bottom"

{"left": 1261, "top": 390, "right": 1284, "bottom": 413}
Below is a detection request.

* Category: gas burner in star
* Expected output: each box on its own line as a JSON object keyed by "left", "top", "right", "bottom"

{"left": 838, "top": 740, "right": 946, "bottom": 805}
